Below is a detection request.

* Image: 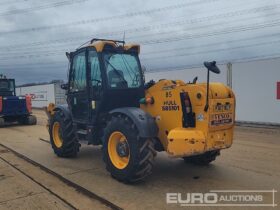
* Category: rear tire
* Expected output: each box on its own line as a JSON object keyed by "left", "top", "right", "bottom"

{"left": 18, "top": 115, "right": 37, "bottom": 125}
{"left": 102, "top": 114, "right": 156, "bottom": 183}
{"left": 26, "top": 115, "right": 37, "bottom": 125}
{"left": 0, "top": 118, "right": 5, "bottom": 127}
{"left": 50, "top": 110, "right": 80, "bottom": 157}
{"left": 183, "top": 150, "right": 220, "bottom": 165}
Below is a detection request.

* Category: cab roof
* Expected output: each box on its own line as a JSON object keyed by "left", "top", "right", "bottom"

{"left": 77, "top": 38, "right": 140, "bottom": 53}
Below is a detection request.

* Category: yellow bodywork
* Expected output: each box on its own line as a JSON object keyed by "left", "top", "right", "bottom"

{"left": 141, "top": 80, "right": 235, "bottom": 158}
{"left": 45, "top": 103, "right": 55, "bottom": 130}
{"left": 89, "top": 41, "right": 140, "bottom": 53}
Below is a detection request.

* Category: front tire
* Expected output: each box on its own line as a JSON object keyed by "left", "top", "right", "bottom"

{"left": 50, "top": 110, "right": 80, "bottom": 157}
{"left": 102, "top": 115, "right": 156, "bottom": 183}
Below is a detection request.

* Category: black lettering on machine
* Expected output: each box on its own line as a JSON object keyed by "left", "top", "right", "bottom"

{"left": 162, "top": 100, "right": 180, "bottom": 111}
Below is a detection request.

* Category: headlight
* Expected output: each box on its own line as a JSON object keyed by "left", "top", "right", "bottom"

{"left": 215, "top": 103, "right": 223, "bottom": 111}
{"left": 224, "top": 102, "right": 231, "bottom": 111}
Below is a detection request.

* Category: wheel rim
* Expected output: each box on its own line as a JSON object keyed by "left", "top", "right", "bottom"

{"left": 52, "top": 122, "right": 63, "bottom": 148}
{"left": 108, "top": 131, "right": 130, "bottom": 169}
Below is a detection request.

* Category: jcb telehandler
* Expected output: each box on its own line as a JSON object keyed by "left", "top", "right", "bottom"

{"left": 46, "top": 38, "right": 235, "bottom": 183}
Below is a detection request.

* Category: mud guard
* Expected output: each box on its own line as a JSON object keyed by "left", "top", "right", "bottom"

{"left": 109, "top": 107, "right": 158, "bottom": 138}
{"left": 53, "top": 105, "right": 72, "bottom": 120}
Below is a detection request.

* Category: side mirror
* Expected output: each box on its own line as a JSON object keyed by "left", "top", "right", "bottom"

{"left": 204, "top": 61, "right": 220, "bottom": 74}
{"left": 61, "top": 83, "right": 68, "bottom": 90}
{"left": 203, "top": 61, "right": 220, "bottom": 112}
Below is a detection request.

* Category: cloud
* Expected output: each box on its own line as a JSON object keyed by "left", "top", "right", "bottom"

{"left": 0, "top": 0, "right": 280, "bottom": 84}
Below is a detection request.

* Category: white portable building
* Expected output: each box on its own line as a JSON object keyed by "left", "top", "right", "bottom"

{"left": 16, "top": 82, "right": 66, "bottom": 108}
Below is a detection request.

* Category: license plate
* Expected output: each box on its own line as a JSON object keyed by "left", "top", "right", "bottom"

{"left": 210, "top": 113, "right": 233, "bottom": 126}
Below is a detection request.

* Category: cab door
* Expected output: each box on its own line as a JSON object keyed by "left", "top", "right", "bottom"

{"left": 68, "top": 50, "right": 89, "bottom": 122}
{"left": 88, "top": 49, "right": 103, "bottom": 123}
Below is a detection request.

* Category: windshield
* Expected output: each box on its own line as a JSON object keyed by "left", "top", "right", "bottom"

{"left": 0, "top": 80, "right": 15, "bottom": 95}
{"left": 103, "top": 52, "right": 142, "bottom": 89}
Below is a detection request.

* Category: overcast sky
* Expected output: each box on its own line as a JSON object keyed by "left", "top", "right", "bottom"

{"left": 0, "top": 0, "right": 280, "bottom": 84}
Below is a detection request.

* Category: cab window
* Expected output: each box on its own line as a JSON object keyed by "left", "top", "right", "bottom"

{"left": 88, "top": 50, "right": 102, "bottom": 87}
{"left": 70, "top": 51, "right": 86, "bottom": 92}
{"left": 103, "top": 52, "right": 142, "bottom": 89}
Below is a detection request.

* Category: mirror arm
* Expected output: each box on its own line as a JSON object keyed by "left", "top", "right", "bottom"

{"left": 204, "top": 69, "right": 210, "bottom": 112}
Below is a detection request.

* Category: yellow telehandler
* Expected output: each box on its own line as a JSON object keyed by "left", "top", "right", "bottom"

{"left": 46, "top": 38, "right": 235, "bottom": 183}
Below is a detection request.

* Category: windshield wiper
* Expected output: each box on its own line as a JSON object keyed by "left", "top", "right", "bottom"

{"left": 105, "top": 59, "right": 127, "bottom": 88}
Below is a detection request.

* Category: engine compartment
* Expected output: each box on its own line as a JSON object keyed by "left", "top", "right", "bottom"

{"left": 141, "top": 79, "right": 235, "bottom": 157}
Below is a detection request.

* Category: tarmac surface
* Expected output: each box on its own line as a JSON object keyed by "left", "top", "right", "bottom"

{"left": 0, "top": 109, "right": 279, "bottom": 210}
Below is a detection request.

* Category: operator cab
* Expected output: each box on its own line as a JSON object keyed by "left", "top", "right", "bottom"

{"left": 0, "top": 78, "right": 16, "bottom": 96}
{"left": 64, "top": 39, "right": 145, "bottom": 124}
